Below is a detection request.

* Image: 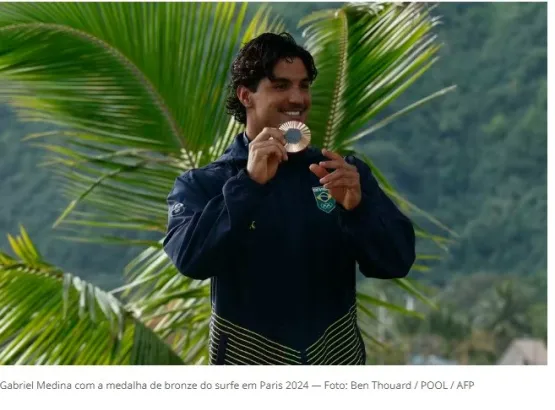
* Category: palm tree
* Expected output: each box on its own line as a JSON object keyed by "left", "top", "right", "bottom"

{"left": 0, "top": 2, "right": 455, "bottom": 364}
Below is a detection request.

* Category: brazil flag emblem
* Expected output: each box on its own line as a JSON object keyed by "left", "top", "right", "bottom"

{"left": 312, "top": 187, "right": 336, "bottom": 214}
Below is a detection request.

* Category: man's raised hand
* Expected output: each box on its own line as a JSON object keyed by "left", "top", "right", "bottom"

{"left": 247, "top": 127, "right": 288, "bottom": 185}
{"left": 309, "top": 149, "right": 362, "bottom": 211}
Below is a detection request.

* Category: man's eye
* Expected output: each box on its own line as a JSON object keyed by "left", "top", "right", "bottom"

{"left": 274, "top": 83, "right": 288, "bottom": 90}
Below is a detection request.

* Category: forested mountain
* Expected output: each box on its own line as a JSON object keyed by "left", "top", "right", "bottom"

{"left": 356, "top": 2, "right": 547, "bottom": 281}
{"left": 0, "top": 2, "right": 546, "bottom": 291}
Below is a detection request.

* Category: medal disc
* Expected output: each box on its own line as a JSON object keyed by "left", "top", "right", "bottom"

{"left": 279, "top": 121, "right": 311, "bottom": 153}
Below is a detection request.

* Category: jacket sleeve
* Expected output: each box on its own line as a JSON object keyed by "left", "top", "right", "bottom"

{"left": 163, "top": 168, "right": 270, "bottom": 280}
{"left": 338, "top": 156, "right": 416, "bottom": 279}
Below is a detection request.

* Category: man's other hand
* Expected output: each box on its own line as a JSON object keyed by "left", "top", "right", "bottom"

{"left": 309, "top": 149, "right": 362, "bottom": 211}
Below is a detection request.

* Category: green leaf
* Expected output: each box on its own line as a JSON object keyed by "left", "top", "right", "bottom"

{"left": 357, "top": 291, "right": 424, "bottom": 318}
{"left": 0, "top": 229, "right": 184, "bottom": 365}
{"left": 0, "top": 2, "right": 283, "bottom": 233}
{"left": 301, "top": 3, "right": 445, "bottom": 151}
{"left": 392, "top": 278, "right": 438, "bottom": 309}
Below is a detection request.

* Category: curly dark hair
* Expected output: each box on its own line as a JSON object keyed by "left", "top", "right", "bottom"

{"left": 225, "top": 32, "right": 318, "bottom": 124}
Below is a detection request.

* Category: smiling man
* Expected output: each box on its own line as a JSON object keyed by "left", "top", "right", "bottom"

{"left": 163, "top": 32, "right": 416, "bottom": 365}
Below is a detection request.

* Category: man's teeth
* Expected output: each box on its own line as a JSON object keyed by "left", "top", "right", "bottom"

{"left": 285, "top": 111, "right": 301, "bottom": 116}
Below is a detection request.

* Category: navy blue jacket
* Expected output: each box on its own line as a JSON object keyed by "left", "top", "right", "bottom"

{"left": 163, "top": 133, "right": 415, "bottom": 365}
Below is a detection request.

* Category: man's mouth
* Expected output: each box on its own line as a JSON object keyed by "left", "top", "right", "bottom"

{"left": 282, "top": 110, "right": 303, "bottom": 118}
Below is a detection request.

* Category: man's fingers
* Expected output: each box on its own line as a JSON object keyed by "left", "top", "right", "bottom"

{"left": 318, "top": 159, "right": 355, "bottom": 170}
{"left": 252, "top": 139, "right": 288, "bottom": 161}
{"left": 324, "top": 162, "right": 357, "bottom": 172}
{"left": 253, "top": 127, "right": 286, "bottom": 145}
{"left": 322, "top": 149, "right": 344, "bottom": 161}
{"left": 254, "top": 146, "right": 284, "bottom": 162}
{"left": 319, "top": 168, "right": 358, "bottom": 184}
{"left": 324, "top": 176, "right": 359, "bottom": 190}
{"left": 319, "top": 168, "right": 347, "bottom": 184}
{"left": 253, "top": 143, "right": 287, "bottom": 162}
{"left": 319, "top": 160, "right": 343, "bottom": 169}
{"left": 309, "top": 164, "right": 329, "bottom": 179}
{"left": 253, "top": 127, "right": 284, "bottom": 142}
{"left": 320, "top": 150, "right": 357, "bottom": 172}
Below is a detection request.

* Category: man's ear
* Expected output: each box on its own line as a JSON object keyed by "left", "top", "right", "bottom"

{"left": 237, "top": 86, "right": 252, "bottom": 108}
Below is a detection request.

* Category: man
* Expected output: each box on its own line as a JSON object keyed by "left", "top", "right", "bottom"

{"left": 164, "top": 32, "right": 415, "bottom": 365}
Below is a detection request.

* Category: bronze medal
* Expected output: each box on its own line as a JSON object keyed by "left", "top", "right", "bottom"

{"left": 279, "top": 121, "right": 311, "bottom": 153}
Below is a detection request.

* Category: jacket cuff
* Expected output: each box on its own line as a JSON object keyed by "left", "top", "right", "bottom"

{"left": 233, "top": 168, "right": 272, "bottom": 191}
{"left": 338, "top": 191, "right": 383, "bottom": 231}
{"left": 222, "top": 168, "right": 272, "bottom": 206}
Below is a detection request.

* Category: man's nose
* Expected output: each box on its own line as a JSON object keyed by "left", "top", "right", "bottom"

{"left": 288, "top": 87, "right": 304, "bottom": 104}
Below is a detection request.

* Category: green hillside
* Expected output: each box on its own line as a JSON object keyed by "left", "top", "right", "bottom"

{"left": 356, "top": 2, "right": 547, "bottom": 281}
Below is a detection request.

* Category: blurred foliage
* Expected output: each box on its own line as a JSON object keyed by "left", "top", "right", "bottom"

{"left": 364, "top": 271, "right": 547, "bottom": 365}
{"left": 0, "top": 226, "right": 185, "bottom": 365}
{"left": 358, "top": 2, "right": 546, "bottom": 281}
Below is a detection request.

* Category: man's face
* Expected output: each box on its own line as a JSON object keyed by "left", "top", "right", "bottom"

{"left": 243, "top": 57, "right": 312, "bottom": 130}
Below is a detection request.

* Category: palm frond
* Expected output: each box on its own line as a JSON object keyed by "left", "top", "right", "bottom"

{"left": 112, "top": 243, "right": 212, "bottom": 363}
{"left": 301, "top": 2, "right": 451, "bottom": 151}
{"left": 0, "top": 2, "right": 251, "bottom": 154}
{"left": 298, "top": 2, "right": 456, "bottom": 265}
{"left": 0, "top": 2, "right": 282, "bottom": 234}
{"left": 0, "top": 226, "right": 183, "bottom": 365}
